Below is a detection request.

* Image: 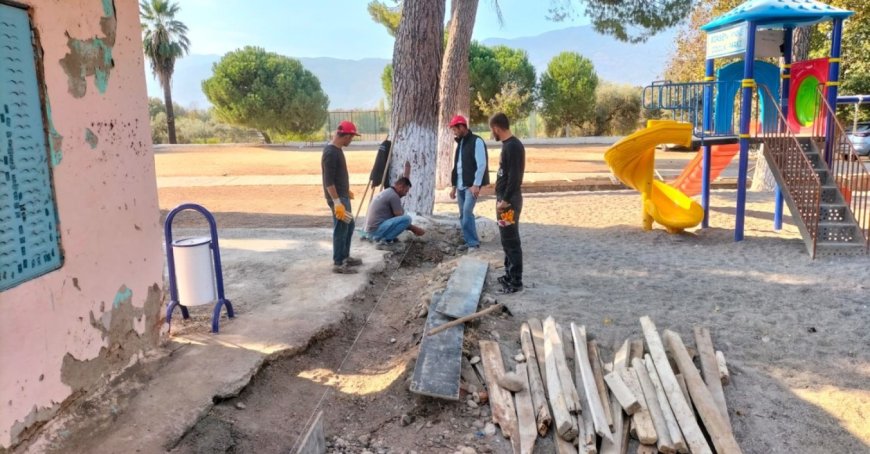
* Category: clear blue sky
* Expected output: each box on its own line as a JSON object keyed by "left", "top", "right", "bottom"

{"left": 177, "top": 0, "right": 591, "bottom": 59}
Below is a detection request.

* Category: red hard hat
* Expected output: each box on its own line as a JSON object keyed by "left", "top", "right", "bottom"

{"left": 448, "top": 115, "right": 467, "bottom": 128}
{"left": 337, "top": 120, "right": 361, "bottom": 136}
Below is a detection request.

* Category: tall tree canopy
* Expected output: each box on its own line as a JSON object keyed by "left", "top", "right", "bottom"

{"left": 547, "top": 0, "right": 693, "bottom": 42}
{"left": 201, "top": 46, "right": 329, "bottom": 143}
{"left": 540, "top": 51, "right": 599, "bottom": 136}
{"left": 140, "top": 0, "right": 190, "bottom": 144}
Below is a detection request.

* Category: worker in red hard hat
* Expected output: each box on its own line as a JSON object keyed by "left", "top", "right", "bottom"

{"left": 448, "top": 115, "right": 489, "bottom": 252}
{"left": 322, "top": 120, "right": 362, "bottom": 274}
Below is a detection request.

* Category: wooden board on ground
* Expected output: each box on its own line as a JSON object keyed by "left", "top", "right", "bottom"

{"left": 528, "top": 318, "right": 548, "bottom": 386}
{"left": 520, "top": 323, "right": 552, "bottom": 436}
{"left": 664, "top": 330, "right": 742, "bottom": 454}
{"left": 514, "top": 362, "right": 538, "bottom": 454}
{"left": 410, "top": 299, "right": 465, "bottom": 400}
{"left": 675, "top": 374, "right": 691, "bottom": 408}
{"left": 618, "top": 367, "right": 657, "bottom": 445}
{"left": 604, "top": 372, "right": 641, "bottom": 415}
{"left": 643, "top": 356, "right": 687, "bottom": 454}
{"left": 543, "top": 320, "right": 579, "bottom": 440}
{"left": 600, "top": 340, "right": 631, "bottom": 454}
{"left": 573, "top": 355, "right": 596, "bottom": 454}
{"left": 479, "top": 340, "right": 519, "bottom": 440}
{"left": 631, "top": 358, "right": 676, "bottom": 454}
{"left": 639, "top": 317, "right": 710, "bottom": 454}
{"left": 636, "top": 445, "right": 658, "bottom": 454}
{"left": 570, "top": 323, "right": 612, "bottom": 442}
{"left": 545, "top": 317, "right": 581, "bottom": 412}
{"left": 694, "top": 326, "right": 730, "bottom": 428}
{"left": 716, "top": 350, "right": 730, "bottom": 385}
{"left": 461, "top": 355, "right": 483, "bottom": 389}
{"left": 295, "top": 411, "right": 325, "bottom": 454}
{"left": 434, "top": 257, "right": 489, "bottom": 319}
{"left": 588, "top": 341, "right": 615, "bottom": 429}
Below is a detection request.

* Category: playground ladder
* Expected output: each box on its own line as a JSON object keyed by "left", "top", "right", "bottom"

{"left": 757, "top": 86, "right": 868, "bottom": 257}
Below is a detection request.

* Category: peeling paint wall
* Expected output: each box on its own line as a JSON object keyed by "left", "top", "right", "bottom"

{"left": 0, "top": 0, "right": 163, "bottom": 448}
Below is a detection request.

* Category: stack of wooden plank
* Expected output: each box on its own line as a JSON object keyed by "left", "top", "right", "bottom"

{"left": 475, "top": 316, "right": 739, "bottom": 454}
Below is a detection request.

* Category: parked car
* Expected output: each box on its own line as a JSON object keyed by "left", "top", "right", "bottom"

{"left": 846, "top": 121, "right": 870, "bottom": 157}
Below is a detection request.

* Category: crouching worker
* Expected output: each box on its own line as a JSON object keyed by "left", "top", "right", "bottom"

{"left": 365, "top": 177, "right": 425, "bottom": 250}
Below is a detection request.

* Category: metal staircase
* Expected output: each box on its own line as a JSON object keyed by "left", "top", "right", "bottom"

{"left": 758, "top": 86, "right": 869, "bottom": 257}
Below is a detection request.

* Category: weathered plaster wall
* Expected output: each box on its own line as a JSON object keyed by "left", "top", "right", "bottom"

{"left": 0, "top": 0, "right": 163, "bottom": 447}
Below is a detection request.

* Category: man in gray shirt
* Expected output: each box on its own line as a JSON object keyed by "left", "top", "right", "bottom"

{"left": 365, "top": 177, "right": 425, "bottom": 249}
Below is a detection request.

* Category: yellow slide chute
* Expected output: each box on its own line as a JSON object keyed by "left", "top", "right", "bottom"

{"left": 604, "top": 120, "right": 703, "bottom": 233}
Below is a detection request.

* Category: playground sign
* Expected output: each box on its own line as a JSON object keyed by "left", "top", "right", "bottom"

{"left": 707, "top": 23, "right": 784, "bottom": 59}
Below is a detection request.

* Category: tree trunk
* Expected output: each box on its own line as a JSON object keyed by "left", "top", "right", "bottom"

{"left": 753, "top": 26, "right": 810, "bottom": 192}
{"left": 389, "top": 0, "right": 446, "bottom": 214}
{"left": 260, "top": 130, "right": 272, "bottom": 144}
{"left": 161, "top": 72, "right": 178, "bottom": 145}
{"left": 436, "top": 0, "right": 479, "bottom": 190}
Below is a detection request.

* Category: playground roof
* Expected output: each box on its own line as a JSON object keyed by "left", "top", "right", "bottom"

{"left": 702, "top": 0, "right": 853, "bottom": 32}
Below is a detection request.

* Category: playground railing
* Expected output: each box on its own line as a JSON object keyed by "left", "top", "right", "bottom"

{"left": 642, "top": 80, "right": 742, "bottom": 138}
{"left": 757, "top": 85, "right": 822, "bottom": 257}
{"left": 813, "top": 89, "right": 870, "bottom": 253}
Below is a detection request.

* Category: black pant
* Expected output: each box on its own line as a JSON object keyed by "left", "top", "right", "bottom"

{"left": 498, "top": 196, "right": 523, "bottom": 286}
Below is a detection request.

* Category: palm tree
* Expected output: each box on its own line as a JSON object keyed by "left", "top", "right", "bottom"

{"left": 140, "top": 0, "right": 190, "bottom": 144}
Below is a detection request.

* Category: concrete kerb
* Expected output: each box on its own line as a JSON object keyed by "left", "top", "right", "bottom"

{"left": 19, "top": 228, "right": 391, "bottom": 454}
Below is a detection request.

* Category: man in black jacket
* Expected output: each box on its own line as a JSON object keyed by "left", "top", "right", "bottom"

{"left": 448, "top": 115, "right": 489, "bottom": 252}
{"left": 489, "top": 112, "right": 525, "bottom": 293}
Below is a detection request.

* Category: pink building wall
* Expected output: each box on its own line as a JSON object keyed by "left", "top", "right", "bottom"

{"left": 0, "top": 0, "right": 164, "bottom": 447}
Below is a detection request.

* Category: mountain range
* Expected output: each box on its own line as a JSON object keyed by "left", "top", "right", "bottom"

{"left": 146, "top": 25, "right": 677, "bottom": 110}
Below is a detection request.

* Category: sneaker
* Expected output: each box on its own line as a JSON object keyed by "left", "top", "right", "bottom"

{"left": 498, "top": 283, "right": 523, "bottom": 294}
{"left": 332, "top": 263, "right": 358, "bottom": 274}
{"left": 345, "top": 257, "right": 363, "bottom": 266}
{"left": 456, "top": 244, "right": 469, "bottom": 253}
{"left": 376, "top": 240, "right": 402, "bottom": 252}
{"left": 496, "top": 275, "right": 510, "bottom": 287}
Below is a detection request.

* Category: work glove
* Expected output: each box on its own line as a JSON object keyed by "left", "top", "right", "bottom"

{"left": 498, "top": 209, "right": 515, "bottom": 227}
{"left": 333, "top": 199, "right": 353, "bottom": 223}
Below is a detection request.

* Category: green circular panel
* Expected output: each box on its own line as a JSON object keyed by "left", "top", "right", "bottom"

{"left": 795, "top": 76, "right": 820, "bottom": 126}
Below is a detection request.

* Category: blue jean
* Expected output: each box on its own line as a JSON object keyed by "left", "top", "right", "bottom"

{"left": 371, "top": 214, "right": 412, "bottom": 242}
{"left": 329, "top": 197, "right": 354, "bottom": 265}
{"left": 456, "top": 188, "right": 480, "bottom": 247}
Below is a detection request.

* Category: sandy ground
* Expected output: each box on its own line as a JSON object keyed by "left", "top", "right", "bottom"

{"left": 150, "top": 145, "right": 869, "bottom": 454}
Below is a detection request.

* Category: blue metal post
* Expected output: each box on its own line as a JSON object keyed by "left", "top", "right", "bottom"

{"left": 164, "top": 203, "right": 234, "bottom": 333}
{"left": 701, "top": 59, "right": 715, "bottom": 228}
{"left": 774, "top": 27, "right": 794, "bottom": 231}
{"left": 824, "top": 19, "right": 844, "bottom": 167}
{"left": 735, "top": 22, "right": 757, "bottom": 242}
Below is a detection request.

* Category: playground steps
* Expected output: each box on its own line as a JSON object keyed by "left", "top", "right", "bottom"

{"left": 766, "top": 137, "right": 867, "bottom": 257}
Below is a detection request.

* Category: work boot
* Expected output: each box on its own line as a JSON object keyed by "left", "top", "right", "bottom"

{"left": 498, "top": 283, "right": 523, "bottom": 295}
{"left": 332, "top": 263, "right": 358, "bottom": 274}
{"left": 345, "top": 257, "right": 363, "bottom": 266}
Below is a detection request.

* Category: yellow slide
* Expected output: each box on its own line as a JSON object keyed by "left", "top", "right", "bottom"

{"left": 604, "top": 120, "right": 703, "bottom": 233}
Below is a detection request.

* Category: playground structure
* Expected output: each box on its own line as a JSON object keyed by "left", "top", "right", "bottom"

{"left": 605, "top": 0, "right": 869, "bottom": 257}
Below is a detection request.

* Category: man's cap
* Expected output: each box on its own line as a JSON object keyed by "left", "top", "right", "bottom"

{"left": 448, "top": 115, "right": 467, "bottom": 128}
{"left": 337, "top": 120, "right": 361, "bottom": 136}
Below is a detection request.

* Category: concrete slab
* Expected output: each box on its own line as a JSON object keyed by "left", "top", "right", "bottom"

{"left": 22, "top": 228, "right": 386, "bottom": 453}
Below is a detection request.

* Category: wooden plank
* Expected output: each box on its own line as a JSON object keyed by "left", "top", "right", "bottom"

{"left": 570, "top": 323, "right": 613, "bottom": 442}
{"left": 479, "top": 340, "right": 519, "bottom": 440}
{"left": 618, "top": 368, "right": 657, "bottom": 445}
{"left": 528, "top": 318, "right": 548, "bottom": 387}
{"left": 601, "top": 340, "right": 632, "bottom": 454}
{"left": 410, "top": 298, "right": 464, "bottom": 400}
{"left": 632, "top": 358, "right": 676, "bottom": 454}
{"left": 556, "top": 433, "right": 579, "bottom": 454}
{"left": 693, "top": 326, "right": 730, "bottom": 428}
{"left": 636, "top": 445, "right": 658, "bottom": 454}
{"left": 574, "top": 358, "right": 597, "bottom": 454}
{"left": 434, "top": 257, "right": 489, "bottom": 318}
{"left": 295, "top": 411, "right": 325, "bottom": 454}
{"left": 675, "top": 374, "right": 691, "bottom": 408}
{"left": 629, "top": 339, "right": 644, "bottom": 362}
{"left": 604, "top": 372, "right": 641, "bottom": 415}
{"left": 514, "top": 363, "right": 538, "bottom": 454}
{"left": 664, "top": 330, "right": 742, "bottom": 454}
{"left": 716, "top": 350, "right": 730, "bottom": 386}
{"left": 613, "top": 339, "right": 631, "bottom": 371}
{"left": 544, "top": 317, "right": 581, "bottom": 412}
{"left": 427, "top": 303, "right": 503, "bottom": 336}
{"left": 543, "top": 320, "right": 579, "bottom": 440}
{"left": 520, "top": 322, "right": 552, "bottom": 436}
{"left": 639, "top": 317, "right": 710, "bottom": 454}
{"left": 644, "top": 355, "right": 689, "bottom": 454}
{"left": 588, "top": 341, "right": 615, "bottom": 429}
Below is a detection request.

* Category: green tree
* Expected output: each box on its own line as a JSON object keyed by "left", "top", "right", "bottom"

{"left": 381, "top": 64, "right": 394, "bottom": 105}
{"left": 540, "top": 52, "right": 599, "bottom": 136}
{"left": 593, "top": 83, "right": 642, "bottom": 135}
{"left": 140, "top": 0, "right": 190, "bottom": 144}
{"left": 368, "top": 0, "right": 402, "bottom": 36}
{"left": 202, "top": 46, "right": 329, "bottom": 144}
{"left": 547, "top": 0, "right": 693, "bottom": 42}
{"left": 475, "top": 82, "right": 532, "bottom": 123}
